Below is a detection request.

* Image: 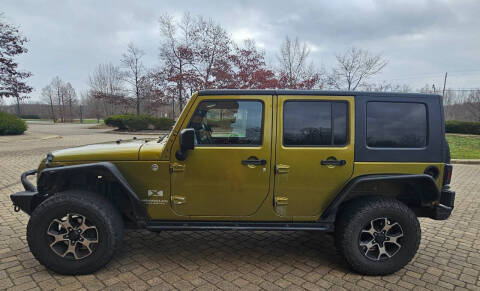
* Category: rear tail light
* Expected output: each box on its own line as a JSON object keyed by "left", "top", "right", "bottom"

{"left": 443, "top": 164, "right": 453, "bottom": 186}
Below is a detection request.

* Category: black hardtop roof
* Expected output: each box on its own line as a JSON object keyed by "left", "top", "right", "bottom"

{"left": 197, "top": 89, "right": 441, "bottom": 99}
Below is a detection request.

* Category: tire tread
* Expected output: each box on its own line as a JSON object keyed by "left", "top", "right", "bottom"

{"left": 27, "top": 190, "right": 124, "bottom": 275}
{"left": 335, "top": 197, "right": 421, "bottom": 275}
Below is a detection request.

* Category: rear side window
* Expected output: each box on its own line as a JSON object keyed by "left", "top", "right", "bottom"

{"left": 283, "top": 101, "right": 348, "bottom": 146}
{"left": 366, "top": 102, "right": 427, "bottom": 148}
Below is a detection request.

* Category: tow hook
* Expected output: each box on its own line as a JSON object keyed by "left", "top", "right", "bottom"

{"left": 13, "top": 204, "right": 20, "bottom": 212}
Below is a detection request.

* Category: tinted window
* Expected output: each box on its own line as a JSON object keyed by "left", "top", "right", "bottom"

{"left": 283, "top": 101, "right": 348, "bottom": 146}
{"left": 188, "top": 100, "right": 263, "bottom": 146}
{"left": 367, "top": 102, "right": 427, "bottom": 148}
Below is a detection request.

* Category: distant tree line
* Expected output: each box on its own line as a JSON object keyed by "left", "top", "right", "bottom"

{"left": 442, "top": 89, "right": 480, "bottom": 122}
{"left": 2, "top": 11, "right": 479, "bottom": 123}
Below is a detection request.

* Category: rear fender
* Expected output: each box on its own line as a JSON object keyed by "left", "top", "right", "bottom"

{"left": 321, "top": 174, "right": 440, "bottom": 221}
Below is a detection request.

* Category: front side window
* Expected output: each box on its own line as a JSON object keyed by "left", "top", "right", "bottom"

{"left": 188, "top": 100, "right": 263, "bottom": 146}
{"left": 283, "top": 101, "right": 348, "bottom": 146}
{"left": 366, "top": 102, "right": 427, "bottom": 148}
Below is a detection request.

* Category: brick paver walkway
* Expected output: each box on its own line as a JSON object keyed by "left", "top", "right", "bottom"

{"left": 0, "top": 125, "right": 479, "bottom": 290}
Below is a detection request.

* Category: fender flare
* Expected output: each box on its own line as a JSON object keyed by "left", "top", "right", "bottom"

{"left": 320, "top": 174, "right": 440, "bottom": 221}
{"left": 37, "top": 162, "right": 148, "bottom": 225}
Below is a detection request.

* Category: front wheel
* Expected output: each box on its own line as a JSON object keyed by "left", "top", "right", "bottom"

{"left": 27, "top": 191, "right": 124, "bottom": 275}
{"left": 335, "top": 197, "right": 421, "bottom": 275}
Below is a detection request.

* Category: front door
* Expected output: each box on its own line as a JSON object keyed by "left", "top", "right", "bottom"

{"left": 274, "top": 95, "right": 355, "bottom": 218}
{"left": 171, "top": 95, "right": 273, "bottom": 217}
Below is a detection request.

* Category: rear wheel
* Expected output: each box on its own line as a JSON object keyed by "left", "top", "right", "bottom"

{"left": 335, "top": 197, "right": 420, "bottom": 275}
{"left": 27, "top": 191, "right": 123, "bottom": 275}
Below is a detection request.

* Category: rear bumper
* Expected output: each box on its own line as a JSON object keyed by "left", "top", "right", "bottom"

{"left": 430, "top": 187, "right": 455, "bottom": 220}
{"left": 10, "top": 169, "right": 41, "bottom": 215}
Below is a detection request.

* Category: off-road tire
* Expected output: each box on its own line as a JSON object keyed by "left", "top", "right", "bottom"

{"left": 335, "top": 197, "right": 420, "bottom": 275}
{"left": 27, "top": 190, "right": 124, "bottom": 275}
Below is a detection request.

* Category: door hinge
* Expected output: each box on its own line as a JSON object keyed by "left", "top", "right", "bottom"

{"left": 275, "top": 196, "right": 289, "bottom": 206}
{"left": 170, "top": 163, "right": 185, "bottom": 173}
{"left": 275, "top": 164, "right": 290, "bottom": 174}
{"left": 171, "top": 195, "right": 186, "bottom": 205}
{"left": 274, "top": 196, "right": 288, "bottom": 216}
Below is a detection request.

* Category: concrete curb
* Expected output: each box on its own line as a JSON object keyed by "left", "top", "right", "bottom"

{"left": 451, "top": 159, "right": 480, "bottom": 165}
{"left": 40, "top": 135, "right": 61, "bottom": 140}
{"left": 103, "top": 130, "right": 170, "bottom": 136}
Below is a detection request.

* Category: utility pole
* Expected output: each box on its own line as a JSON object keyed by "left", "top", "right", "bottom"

{"left": 14, "top": 85, "right": 21, "bottom": 116}
{"left": 442, "top": 72, "right": 448, "bottom": 96}
{"left": 172, "top": 95, "right": 175, "bottom": 119}
{"left": 16, "top": 97, "right": 21, "bottom": 116}
{"left": 79, "top": 105, "right": 83, "bottom": 124}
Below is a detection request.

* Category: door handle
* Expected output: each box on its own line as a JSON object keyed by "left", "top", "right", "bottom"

{"left": 242, "top": 159, "right": 267, "bottom": 165}
{"left": 320, "top": 159, "right": 346, "bottom": 166}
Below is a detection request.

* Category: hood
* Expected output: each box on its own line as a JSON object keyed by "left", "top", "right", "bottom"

{"left": 52, "top": 139, "right": 149, "bottom": 162}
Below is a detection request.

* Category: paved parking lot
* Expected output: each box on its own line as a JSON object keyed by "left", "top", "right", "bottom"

{"left": 0, "top": 124, "right": 479, "bottom": 290}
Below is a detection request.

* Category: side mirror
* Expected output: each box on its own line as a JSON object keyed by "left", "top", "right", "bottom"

{"left": 175, "top": 128, "right": 195, "bottom": 161}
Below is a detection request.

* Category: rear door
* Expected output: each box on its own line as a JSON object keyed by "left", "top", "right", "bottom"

{"left": 274, "top": 95, "right": 355, "bottom": 218}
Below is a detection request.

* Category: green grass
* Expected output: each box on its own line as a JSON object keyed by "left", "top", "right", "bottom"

{"left": 22, "top": 119, "right": 51, "bottom": 121}
{"left": 446, "top": 134, "right": 480, "bottom": 159}
{"left": 22, "top": 119, "right": 103, "bottom": 124}
{"left": 72, "top": 119, "right": 103, "bottom": 124}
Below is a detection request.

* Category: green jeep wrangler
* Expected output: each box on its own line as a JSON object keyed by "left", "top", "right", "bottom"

{"left": 11, "top": 90, "right": 455, "bottom": 276}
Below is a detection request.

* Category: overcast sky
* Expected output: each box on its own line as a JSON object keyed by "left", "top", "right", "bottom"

{"left": 2, "top": 0, "right": 480, "bottom": 102}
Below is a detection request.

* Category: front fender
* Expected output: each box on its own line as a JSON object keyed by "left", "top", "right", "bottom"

{"left": 37, "top": 162, "right": 148, "bottom": 225}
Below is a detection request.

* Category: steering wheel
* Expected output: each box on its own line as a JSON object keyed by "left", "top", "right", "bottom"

{"left": 201, "top": 122, "right": 214, "bottom": 144}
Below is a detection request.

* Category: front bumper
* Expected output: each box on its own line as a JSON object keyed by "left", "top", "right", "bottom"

{"left": 430, "top": 187, "right": 455, "bottom": 220}
{"left": 10, "top": 169, "right": 42, "bottom": 215}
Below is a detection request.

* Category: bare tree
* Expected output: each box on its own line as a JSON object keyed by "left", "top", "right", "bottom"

{"left": 443, "top": 89, "right": 457, "bottom": 120}
{"left": 159, "top": 13, "right": 194, "bottom": 116}
{"left": 466, "top": 90, "right": 480, "bottom": 121}
{"left": 81, "top": 91, "right": 103, "bottom": 122}
{"left": 189, "top": 16, "right": 231, "bottom": 89}
{"left": 159, "top": 13, "right": 231, "bottom": 114}
{"left": 121, "top": 43, "right": 145, "bottom": 115}
{"left": 40, "top": 77, "right": 78, "bottom": 122}
{"left": 277, "top": 36, "right": 321, "bottom": 89}
{"left": 88, "top": 62, "right": 125, "bottom": 116}
{"left": 63, "top": 82, "right": 76, "bottom": 121}
{"left": 41, "top": 84, "right": 56, "bottom": 122}
{"left": 138, "top": 69, "right": 171, "bottom": 116}
{"left": 363, "top": 82, "right": 411, "bottom": 92}
{"left": 50, "top": 77, "right": 66, "bottom": 122}
{"left": 327, "top": 47, "right": 388, "bottom": 91}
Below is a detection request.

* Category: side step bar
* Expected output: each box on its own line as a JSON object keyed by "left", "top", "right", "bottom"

{"left": 145, "top": 221, "right": 334, "bottom": 232}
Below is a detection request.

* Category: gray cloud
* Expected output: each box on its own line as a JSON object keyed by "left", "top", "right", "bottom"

{"left": 2, "top": 0, "right": 479, "bottom": 101}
